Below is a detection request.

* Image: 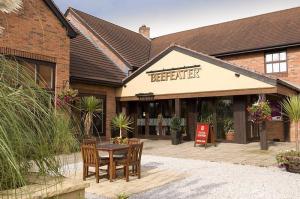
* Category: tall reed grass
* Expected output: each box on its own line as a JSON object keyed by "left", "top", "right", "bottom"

{"left": 0, "top": 56, "right": 78, "bottom": 192}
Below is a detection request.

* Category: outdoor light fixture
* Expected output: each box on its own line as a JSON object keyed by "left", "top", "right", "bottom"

{"left": 136, "top": 92, "right": 154, "bottom": 101}
{"left": 235, "top": 73, "right": 240, "bottom": 77}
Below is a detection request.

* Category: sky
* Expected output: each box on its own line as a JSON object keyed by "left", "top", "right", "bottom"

{"left": 54, "top": 0, "right": 300, "bottom": 38}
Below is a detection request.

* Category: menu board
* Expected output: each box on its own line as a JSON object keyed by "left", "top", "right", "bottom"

{"left": 195, "top": 123, "right": 209, "bottom": 145}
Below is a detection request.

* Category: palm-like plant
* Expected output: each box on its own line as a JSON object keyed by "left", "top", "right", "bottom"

{"left": 81, "top": 96, "right": 102, "bottom": 137}
{"left": 282, "top": 95, "right": 300, "bottom": 151}
{"left": 111, "top": 113, "right": 133, "bottom": 138}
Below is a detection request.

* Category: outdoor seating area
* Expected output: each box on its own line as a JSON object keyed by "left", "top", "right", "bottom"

{"left": 61, "top": 139, "right": 300, "bottom": 198}
{"left": 81, "top": 138, "right": 144, "bottom": 183}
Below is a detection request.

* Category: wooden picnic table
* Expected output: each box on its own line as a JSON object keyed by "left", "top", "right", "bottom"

{"left": 97, "top": 143, "right": 129, "bottom": 182}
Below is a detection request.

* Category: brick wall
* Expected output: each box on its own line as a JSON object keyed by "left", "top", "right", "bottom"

{"left": 222, "top": 47, "right": 300, "bottom": 85}
{"left": 266, "top": 121, "right": 285, "bottom": 141}
{"left": 289, "top": 122, "right": 299, "bottom": 142}
{"left": 0, "top": 0, "right": 70, "bottom": 96}
{"left": 71, "top": 82, "right": 117, "bottom": 140}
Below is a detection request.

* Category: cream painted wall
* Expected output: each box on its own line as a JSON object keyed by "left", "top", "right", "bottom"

{"left": 116, "top": 50, "right": 275, "bottom": 97}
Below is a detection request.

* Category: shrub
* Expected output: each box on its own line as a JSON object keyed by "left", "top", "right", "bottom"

{"left": 276, "top": 150, "right": 300, "bottom": 167}
{"left": 170, "top": 116, "right": 182, "bottom": 133}
{"left": 224, "top": 118, "right": 234, "bottom": 134}
{"left": 282, "top": 96, "right": 300, "bottom": 151}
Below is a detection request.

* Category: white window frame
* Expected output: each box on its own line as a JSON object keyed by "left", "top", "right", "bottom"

{"left": 265, "top": 51, "right": 287, "bottom": 74}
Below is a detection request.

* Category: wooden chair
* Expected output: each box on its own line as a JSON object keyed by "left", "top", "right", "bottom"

{"left": 114, "top": 142, "right": 144, "bottom": 182}
{"left": 82, "top": 138, "right": 97, "bottom": 145}
{"left": 128, "top": 138, "right": 140, "bottom": 145}
{"left": 113, "top": 138, "right": 140, "bottom": 159}
{"left": 81, "top": 144, "right": 109, "bottom": 183}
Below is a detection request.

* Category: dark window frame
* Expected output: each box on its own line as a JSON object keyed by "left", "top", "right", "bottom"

{"left": 11, "top": 56, "right": 56, "bottom": 91}
{"left": 264, "top": 50, "right": 288, "bottom": 74}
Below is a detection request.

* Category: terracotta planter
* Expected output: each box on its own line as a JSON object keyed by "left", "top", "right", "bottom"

{"left": 286, "top": 156, "right": 300, "bottom": 173}
{"left": 225, "top": 130, "right": 235, "bottom": 141}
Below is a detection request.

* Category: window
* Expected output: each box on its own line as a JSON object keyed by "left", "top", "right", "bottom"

{"left": 21, "top": 60, "right": 55, "bottom": 90}
{"left": 265, "top": 51, "right": 287, "bottom": 73}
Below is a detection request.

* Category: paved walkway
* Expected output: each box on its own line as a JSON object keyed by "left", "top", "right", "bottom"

{"left": 61, "top": 140, "right": 295, "bottom": 167}
{"left": 142, "top": 139, "right": 294, "bottom": 167}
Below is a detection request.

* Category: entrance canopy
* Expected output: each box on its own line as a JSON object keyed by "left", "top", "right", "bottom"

{"left": 117, "top": 45, "right": 299, "bottom": 101}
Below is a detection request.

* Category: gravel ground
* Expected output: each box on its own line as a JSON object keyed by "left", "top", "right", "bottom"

{"left": 85, "top": 155, "right": 300, "bottom": 199}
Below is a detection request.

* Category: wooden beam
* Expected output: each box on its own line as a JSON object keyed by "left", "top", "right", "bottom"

{"left": 259, "top": 94, "right": 268, "bottom": 150}
{"left": 119, "top": 87, "right": 277, "bottom": 101}
{"left": 175, "top": 98, "right": 181, "bottom": 117}
{"left": 187, "top": 99, "right": 198, "bottom": 141}
{"left": 233, "top": 96, "right": 247, "bottom": 144}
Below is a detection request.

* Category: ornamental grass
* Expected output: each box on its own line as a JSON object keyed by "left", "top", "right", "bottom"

{"left": 0, "top": 57, "right": 79, "bottom": 192}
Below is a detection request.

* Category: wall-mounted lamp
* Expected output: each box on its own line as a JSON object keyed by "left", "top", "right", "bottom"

{"left": 235, "top": 73, "right": 240, "bottom": 77}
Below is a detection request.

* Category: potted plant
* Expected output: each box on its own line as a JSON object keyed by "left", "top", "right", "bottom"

{"left": 199, "top": 114, "right": 214, "bottom": 124}
{"left": 247, "top": 100, "right": 272, "bottom": 150}
{"left": 111, "top": 113, "right": 133, "bottom": 144}
{"left": 81, "top": 96, "right": 103, "bottom": 138}
{"left": 170, "top": 115, "right": 182, "bottom": 145}
{"left": 224, "top": 118, "right": 235, "bottom": 141}
{"left": 277, "top": 95, "right": 300, "bottom": 173}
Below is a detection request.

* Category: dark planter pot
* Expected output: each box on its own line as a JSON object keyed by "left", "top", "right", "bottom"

{"left": 171, "top": 131, "right": 181, "bottom": 145}
{"left": 286, "top": 156, "right": 300, "bottom": 173}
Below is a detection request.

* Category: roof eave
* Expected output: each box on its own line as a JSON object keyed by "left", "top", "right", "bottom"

{"left": 43, "top": 0, "right": 77, "bottom": 38}
{"left": 213, "top": 42, "right": 300, "bottom": 57}
{"left": 277, "top": 79, "right": 300, "bottom": 93}
{"left": 70, "top": 76, "right": 123, "bottom": 87}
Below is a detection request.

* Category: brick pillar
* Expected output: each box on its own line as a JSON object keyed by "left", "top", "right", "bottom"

{"left": 290, "top": 121, "right": 299, "bottom": 142}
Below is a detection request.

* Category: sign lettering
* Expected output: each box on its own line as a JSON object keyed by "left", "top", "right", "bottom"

{"left": 149, "top": 66, "right": 201, "bottom": 82}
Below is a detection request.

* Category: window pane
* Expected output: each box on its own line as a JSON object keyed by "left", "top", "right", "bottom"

{"left": 266, "top": 64, "right": 273, "bottom": 73}
{"left": 273, "top": 53, "right": 280, "bottom": 62}
{"left": 38, "top": 65, "right": 53, "bottom": 89}
{"left": 280, "top": 52, "right": 287, "bottom": 61}
{"left": 280, "top": 62, "right": 287, "bottom": 72}
{"left": 273, "top": 63, "right": 280, "bottom": 72}
{"left": 21, "top": 61, "right": 36, "bottom": 81}
{"left": 266, "top": 54, "right": 273, "bottom": 62}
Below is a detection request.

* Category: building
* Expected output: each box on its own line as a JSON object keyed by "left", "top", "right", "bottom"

{"left": 66, "top": 7, "right": 300, "bottom": 143}
{"left": 0, "top": 0, "right": 76, "bottom": 97}
{"left": 2, "top": 2, "right": 299, "bottom": 143}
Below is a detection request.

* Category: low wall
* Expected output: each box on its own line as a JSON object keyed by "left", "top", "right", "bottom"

{"left": 0, "top": 177, "right": 89, "bottom": 199}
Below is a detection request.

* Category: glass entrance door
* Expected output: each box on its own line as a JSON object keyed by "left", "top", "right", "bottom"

{"left": 137, "top": 100, "right": 174, "bottom": 137}
{"left": 216, "top": 97, "right": 233, "bottom": 140}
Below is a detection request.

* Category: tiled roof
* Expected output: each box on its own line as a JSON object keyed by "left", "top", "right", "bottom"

{"left": 70, "top": 32, "right": 125, "bottom": 85}
{"left": 150, "top": 7, "right": 300, "bottom": 58}
{"left": 70, "top": 8, "right": 151, "bottom": 67}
